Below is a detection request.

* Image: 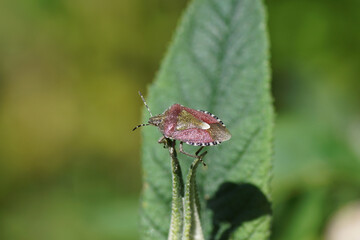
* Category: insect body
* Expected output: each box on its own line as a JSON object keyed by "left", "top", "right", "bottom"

{"left": 133, "top": 91, "right": 231, "bottom": 158}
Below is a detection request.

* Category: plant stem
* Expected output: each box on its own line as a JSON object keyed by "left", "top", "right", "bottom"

{"left": 182, "top": 157, "right": 204, "bottom": 240}
{"left": 167, "top": 139, "right": 184, "bottom": 240}
{"left": 166, "top": 138, "right": 205, "bottom": 240}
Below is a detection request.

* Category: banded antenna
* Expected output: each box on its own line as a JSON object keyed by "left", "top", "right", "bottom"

{"left": 132, "top": 123, "right": 150, "bottom": 131}
{"left": 132, "top": 91, "right": 152, "bottom": 131}
{"left": 138, "top": 91, "right": 153, "bottom": 117}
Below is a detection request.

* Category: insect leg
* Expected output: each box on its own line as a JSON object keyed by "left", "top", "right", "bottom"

{"left": 195, "top": 146, "right": 204, "bottom": 156}
{"left": 179, "top": 142, "right": 207, "bottom": 166}
{"left": 179, "top": 141, "right": 197, "bottom": 157}
{"left": 196, "top": 148, "right": 207, "bottom": 167}
{"left": 158, "top": 136, "right": 167, "bottom": 148}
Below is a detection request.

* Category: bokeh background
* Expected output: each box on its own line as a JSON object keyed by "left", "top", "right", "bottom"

{"left": 0, "top": 0, "right": 360, "bottom": 240}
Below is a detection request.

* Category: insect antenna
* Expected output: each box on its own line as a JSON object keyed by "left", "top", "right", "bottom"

{"left": 132, "top": 123, "right": 150, "bottom": 131}
{"left": 138, "top": 91, "right": 153, "bottom": 117}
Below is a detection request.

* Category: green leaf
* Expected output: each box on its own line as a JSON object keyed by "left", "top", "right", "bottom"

{"left": 182, "top": 157, "right": 205, "bottom": 240}
{"left": 139, "top": 0, "right": 273, "bottom": 239}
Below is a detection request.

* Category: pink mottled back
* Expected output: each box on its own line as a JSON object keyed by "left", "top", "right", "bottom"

{"left": 162, "top": 104, "right": 182, "bottom": 136}
{"left": 172, "top": 128, "right": 214, "bottom": 143}
{"left": 161, "top": 104, "right": 220, "bottom": 143}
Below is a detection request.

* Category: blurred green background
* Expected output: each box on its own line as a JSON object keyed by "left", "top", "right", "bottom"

{"left": 0, "top": 0, "right": 359, "bottom": 240}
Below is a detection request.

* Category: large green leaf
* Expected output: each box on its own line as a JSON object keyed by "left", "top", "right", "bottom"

{"left": 139, "top": 0, "right": 273, "bottom": 239}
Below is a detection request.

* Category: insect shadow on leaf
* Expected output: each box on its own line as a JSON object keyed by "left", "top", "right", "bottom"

{"left": 207, "top": 182, "right": 272, "bottom": 240}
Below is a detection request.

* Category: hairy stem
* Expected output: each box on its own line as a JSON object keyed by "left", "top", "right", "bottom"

{"left": 167, "top": 139, "right": 184, "bottom": 240}
{"left": 182, "top": 157, "right": 204, "bottom": 240}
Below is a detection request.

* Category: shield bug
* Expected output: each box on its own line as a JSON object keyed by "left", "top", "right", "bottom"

{"left": 133, "top": 91, "right": 231, "bottom": 158}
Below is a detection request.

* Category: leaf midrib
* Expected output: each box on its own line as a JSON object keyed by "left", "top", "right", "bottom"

{"left": 208, "top": 0, "right": 242, "bottom": 113}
